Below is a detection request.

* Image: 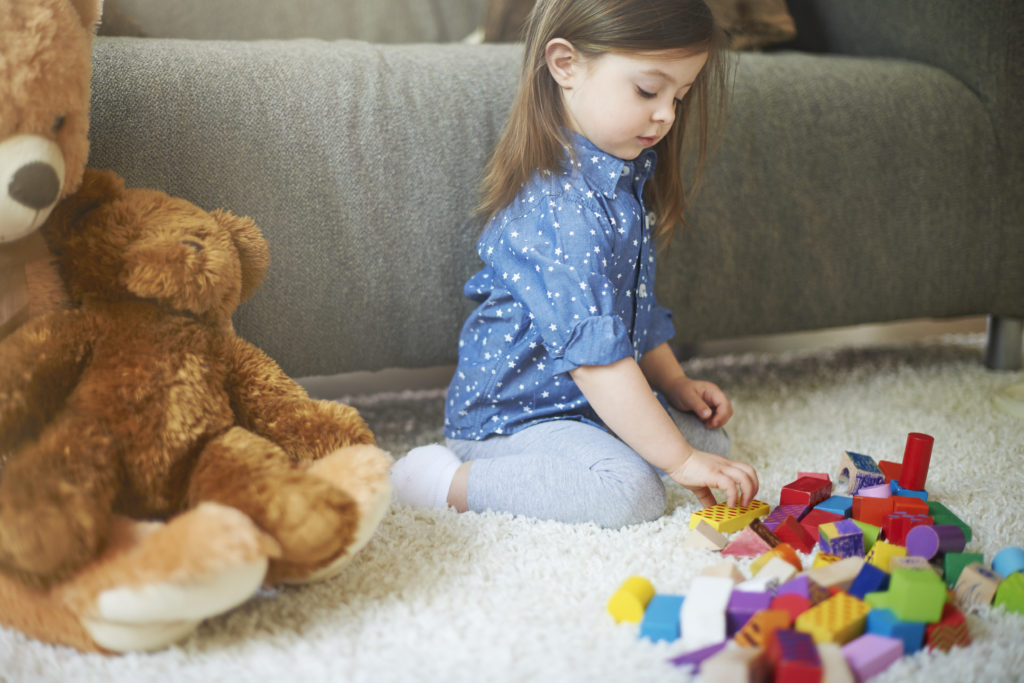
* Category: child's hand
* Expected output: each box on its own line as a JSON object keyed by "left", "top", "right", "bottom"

{"left": 665, "top": 377, "right": 732, "bottom": 429}
{"left": 668, "top": 450, "right": 759, "bottom": 508}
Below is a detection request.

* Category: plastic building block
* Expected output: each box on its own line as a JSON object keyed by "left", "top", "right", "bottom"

{"left": 944, "top": 552, "right": 984, "bottom": 588}
{"left": 905, "top": 524, "right": 967, "bottom": 560}
{"left": 607, "top": 576, "right": 655, "bottom": 623}
{"left": 734, "top": 608, "right": 793, "bottom": 648}
{"left": 866, "top": 608, "right": 926, "bottom": 654}
{"left": 794, "top": 591, "right": 871, "bottom": 644}
{"left": 842, "top": 633, "right": 904, "bottom": 680}
{"left": 865, "top": 568, "right": 947, "bottom": 623}
{"left": 993, "top": 571, "right": 1024, "bottom": 615}
{"left": 925, "top": 603, "right": 971, "bottom": 651}
{"left": 866, "top": 541, "right": 907, "bottom": 572}
{"left": 755, "top": 556, "right": 799, "bottom": 585}
{"left": 722, "top": 525, "right": 775, "bottom": 558}
{"left": 881, "top": 511, "right": 933, "bottom": 545}
{"left": 699, "top": 641, "right": 770, "bottom": 682}
{"left": 751, "top": 542, "right": 802, "bottom": 574}
{"left": 836, "top": 451, "right": 885, "bottom": 495}
{"left": 992, "top": 545, "right": 1024, "bottom": 577}
{"left": 701, "top": 561, "right": 746, "bottom": 584}
{"left": 727, "top": 590, "right": 772, "bottom": 635}
{"left": 851, "top": 496, "right": 893, "bottom": 527}
{"left": 877, "top": 459, "right": 902, "bottom": 482}
{"left": 771, "top": 594, "right": 812, "bottom": 623}
{"left": 818, "top": 519, "right": 865, "bottom": 558}
{"left": 890, "top": 481, "right": 929, "bottom": 500}
{"left": 927, "top": 501, "right": 972, "bottom": 543}
{"left": 681, "top": 575, "right": 734, "bottom": 651}
{"left": 780, "top": 475, "right": 833, "bottom": 507}
{"left": 953, "top": 562, "right": 1003, "bottom": 610}
{"left": 639, "top": 594, "right": 685, "bottom": 642}
{"left": 763, "top": 503, "right": 809, "bottom": 531}
{"left": 689, "top": 499, "right": 770, "bottom": 534}
{"left": 850, "top": 519, "right": 881, "bottom": 552}
{"left": 666, "top": 640, "right": 727, "bottom": 670}
{"left": 848, "top": 562, "right": 890, "bottom": 599}
{"left": 814, "top": 495, "right": 853, "bottom": 517}
{"left": 816, "top": 642, "right": 855, "bottom": 683}
{"left": 776, "top": 515, "right": 818, "bottom": 553}
{"left": 683, "top": 519, "right": 729, "bottom": 551}
{"left": 806, "top": 557, "right": 865, "bottom": 592}
{"left": 857, "top": 482, "right": 891, "bottom": 498}
{"left": 767, "top": 629, "right": 822, "bottom": 683}
{"left": 898, "top": 432, "right": 933, "bottom": 491}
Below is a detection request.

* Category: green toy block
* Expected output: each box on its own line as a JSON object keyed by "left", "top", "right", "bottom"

{"left": 865, "top": 568, "right": 947, "bottom": 623}
{"left": 851, "top": 520, "right": 881, "bottom": 553}
{"left": 994, "top": 572, "right": 1024, "bottom": 616}
{"left": 944, "top": 552, "right": 984, "bottom": 589}
{"left": 927, "top": 502, "right": 972, "bottom": 543}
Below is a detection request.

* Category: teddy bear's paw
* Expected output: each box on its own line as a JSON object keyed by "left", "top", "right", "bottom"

{"left": 270, "top": 445, "right": 393, "bottom": 585}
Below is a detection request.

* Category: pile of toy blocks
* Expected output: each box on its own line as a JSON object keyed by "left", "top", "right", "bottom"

{"left": 607, "top": 432, "right": 1024, "bottom": 681}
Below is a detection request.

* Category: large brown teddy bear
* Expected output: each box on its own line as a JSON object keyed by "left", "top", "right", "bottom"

{"left": 1, "top": 0, "right": 100, "bottom": 340}
{"left": 0, "top": 169, "right": 393, "bottom": 652}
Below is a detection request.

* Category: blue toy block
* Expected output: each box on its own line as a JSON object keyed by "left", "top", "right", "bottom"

{"left": 815, "top": 495, "right": 853, "bottom": 517}
{"left": 890, "top": 481, "right": 929, "bottom": 500}
{"left": 848, "top": 562, "right": 890, "bottom": 599}
{"left": 866, "top": 608, "right": 926, "bottom": 654}
{"left": 640, "top": 594, "right": 685, "bottom": 643}
{"left": 992, "top": 546, "right": 1024, "bottom": 578}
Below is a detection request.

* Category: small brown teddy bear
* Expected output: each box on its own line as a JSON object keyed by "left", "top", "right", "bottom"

{"left": 1, "top": 0, "right": 100, "bottom": 339}
{"left": 0, "top": 169, "right": 393, "bottom": 651}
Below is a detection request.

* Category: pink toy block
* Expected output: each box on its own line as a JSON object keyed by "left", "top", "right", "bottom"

{"left": 842, "top": 633, "right": 904, "bottom": 680}
{"left": 723, "top": 525, "right": 775, "bottom": 558}
{"left": 857, "top": 482, "right": 891, "bottom": 498}
{"left": 898, "top": 432, "right": 933, "bottom": 491}
{"left": 781, "top": 475, "right": 833, "bottom": 507}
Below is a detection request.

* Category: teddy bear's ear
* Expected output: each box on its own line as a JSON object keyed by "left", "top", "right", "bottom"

{"left": 42, "top": 168, "right": 125, "bottom": 251}
{"left": 211, "top": 209, "right": 270, "bottom": 303}
{"left": 67, "top": 0, "right": 104, "bottom": 33}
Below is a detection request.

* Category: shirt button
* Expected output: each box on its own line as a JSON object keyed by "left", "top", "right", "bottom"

{"left": 621, "top": 166, "right": 631, "bottom": 176}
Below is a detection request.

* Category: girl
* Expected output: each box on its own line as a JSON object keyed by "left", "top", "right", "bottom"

{"left": 391, "top": 0, "right": 759, "bottom": 528}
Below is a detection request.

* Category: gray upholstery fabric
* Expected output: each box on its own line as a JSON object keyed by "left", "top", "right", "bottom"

{"left": 87, "top": 2, "right": 1023, "bottom": 378}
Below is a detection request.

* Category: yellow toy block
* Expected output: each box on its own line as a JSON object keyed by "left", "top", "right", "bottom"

{"left": 813, "top": 553, "right": 841, "bottom": 568}
{"left": 734, "top": 608, "right": 793, "bottom": 648}
{"left": 866, "top": 540, "right": 907, "bottom": 572}
{"left": 689, "top": 500, "right": 771, "bottom": 534}
{"left": 607, "top": 576, "right": 655, "bottom": 624}
{"left": 794, "top": 592, "right": 871, "bottom": 644}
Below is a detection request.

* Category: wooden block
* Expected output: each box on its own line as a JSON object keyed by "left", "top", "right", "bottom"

{"left": 856, "top": 483, "right": 891, "bottom": 498}
{"left": 992, "top": 545, "right": 1024, "bottom": 577}
{"left": 699, "top": 642, "right": 770, "bottom": 682}
{"left": 994, "top": 571, "right": 1024, "bottom": 616}
{"left": 877, "top": 459, "right": 902, "bottom": 482}
{"left": 836, "top": 451, "right": 885, "bottom": 495}
{"left": 890, "top": 481, "right": 929, "bottom": 500}
{"left": 807, "top": 557, "right": 866, "bottom": 592}
{"left": 928, "top": 501, "right": 972, "bottom": 542}
{"left": 639, "top": 593, "right": 685, "bottom": 642}
{"left": 607, "top": 576, "right": 655, "bottom": 623}
{"left": 701, "top": 561, "right": 746, "bottom": 584}
{"left": 851, "top": 496, "right": 893, "bottom": 527}
{"left": 898, "top": 432, "right": 933, "bottom": 491}
{"left": 734, "top": 608, "right": 793, "bottom": 648}
{"left": 818, "top": 519, "right": 865, "bottom": 558}
{"left": 755, "top": 556, "right": 799, "bottom": 585}
{"left": 850, "top": 519, "right": 881, "bottom": 552}
{"left": 681, "top": 576, "right": 735, "bottom": 651}
{"left": 683, "top": 519, "right": 729, "bottom": 551}
{"left": 771, "top": 593, "right": 812, "bottom": 623}
{"left": 841, "top": 633, "right": 904, "bottom": 680}
{"left": 865, "top": 568, "right": 947, "bottom": 623}
{"left": 953, "top": 562, "right": 1003, "bottom": 610}
{"left": 727, "top": 590, "right": 772, "bottom": 635}
{"left": 778, "top": 574, "right": 830, "bottom": 605}
{"left": 799, "top": 509, "right": 845, "bottom": 543}
{"left": 763, "top": 503, "right": 809, "bottom": 531}
{"left": 944, "top": 552, "right": 984, "bottom": 588}
{"left": 781, "top": 475, "right": 834, "bottom": 507}
{"left": 748, "top": 518, "right": 782, "bottom": 547}
{"left": 814, "top": 495, "right": 852, "bottom": 517}
{"left": 891, "top": 495, "right": 929, "bottom": 516}
{"left": 794, "top": 592, "right": 871, "bottom": 644}
{"left": 776, "top": 515, "right": 817, "bottom": 553}
{"left": 848, "top": 562, "right": 890, "bottom": 599}
{"left": 866, "top": 608, "right": 926, "bottom": 655}
{"left": 881, "top": 511, "right": 933, "bottom": 545}
{"left": 816, "top": 642, "right": 855, "bottom": 683}
{"left": 906, "top": 524, "right": 966, "bottom": 560}
{"left": 866, "top": 540, "right": 907, "bottom": 572}
{"left": 751, "top": 543, "right": 802, "bottom": 574}
{"left": 689, "top": 499, "right": 771, "bottom": 534}
{"left": 925, "top": 602, "right": 971, "bottom": 651}
{"left": 890, "top": 556, "right": 937, "bottom": 572}
{"left": 722, "top": 525, "right": 775, "bottom": 558}
{"left": 812, "top": 552, "right": 841, "bottom": 568}
{"left": 767, "top": 629, "right": 822, "bottom": 682}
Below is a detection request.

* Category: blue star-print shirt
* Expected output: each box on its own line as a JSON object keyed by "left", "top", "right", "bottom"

{"left": 444, "top": 133, "right": 676, "bottom": 440}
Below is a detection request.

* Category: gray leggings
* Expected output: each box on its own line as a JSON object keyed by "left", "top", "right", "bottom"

{"left": 446, "top": 407, "right": 730, "bottom": 529}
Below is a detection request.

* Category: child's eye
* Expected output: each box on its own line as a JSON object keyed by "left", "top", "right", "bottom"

{"left": 636, "top": 87, "right": 656, "bottom": 99}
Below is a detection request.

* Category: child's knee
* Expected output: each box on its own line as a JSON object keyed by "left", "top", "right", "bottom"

{"left": 593, "top": 468, "right": 666, "bottom": 529}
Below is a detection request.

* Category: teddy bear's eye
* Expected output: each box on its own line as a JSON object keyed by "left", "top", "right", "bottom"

{"left": 52, "top": 116, "right": 66, "bottom": 134}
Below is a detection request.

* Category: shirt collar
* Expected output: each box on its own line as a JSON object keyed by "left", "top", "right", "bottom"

{"left": 563, "top": 131, "right": 658, "bottom": 199}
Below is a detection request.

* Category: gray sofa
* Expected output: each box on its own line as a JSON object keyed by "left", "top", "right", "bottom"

{"left": 87, "top": 0, "right": 1023, "bottom": 379}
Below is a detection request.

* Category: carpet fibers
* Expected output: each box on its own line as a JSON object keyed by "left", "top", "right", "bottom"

{"left": 3, "top": 334, "right": 1023, "bottom": 682}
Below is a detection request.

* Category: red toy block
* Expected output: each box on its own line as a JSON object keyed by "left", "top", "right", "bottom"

{"left": 767, "top": 629, "right": 823, "bottom": 683}
{"left": 776, "top": 516, "right": 818, "bottom": 553}
{"left": 925, "top": 603, "right": 971, "bottom": 651}
{"left": 852, "top": 496, "right": 894, "bottom": 526}
{"left": 781, "top": 475, "right": 834, "bottom": 507}
{"left": 799, "top": 509, "right": 844, "bottom": 542}
{"left": 771, "top": 593, "right": 812, "bottom": 622}
{"left": 878, "top": 460, "right": 902, "bottom": 482}
{"left": 898, "top": 432, "right": 933, "bottom": 491}
{"left": 799, "top": 472, "right": 832, "bottom": 483}
{"left": 881, "top": 512, "right": 933, "bottom": 546}
{"left": 892, "top": 496, "right": 929, "bottom": 516}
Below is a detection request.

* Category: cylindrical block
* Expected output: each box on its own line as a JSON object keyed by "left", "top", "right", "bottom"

{"left": 607, "top": 576, "right": 655, "bottom": 623}
{"left": 858, "top": 483, "right": 891, "bottom": 499}
{"left": 898, "top": 432, "right": 934, "bottom": 490}
{"left": 905, "top": 524, "right": 966, "bottom": 560}
{"left": 992, "top": 546, "right": 1024, "bottom": 577}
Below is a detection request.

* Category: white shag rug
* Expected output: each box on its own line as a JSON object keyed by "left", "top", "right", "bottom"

{"left": 3, "top": 334, "right": 1023, "bottom": 682}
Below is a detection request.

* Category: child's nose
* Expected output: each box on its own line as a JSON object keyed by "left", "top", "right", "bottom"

{"left": 653, "top": 100, "right": 676, "bottom": 125}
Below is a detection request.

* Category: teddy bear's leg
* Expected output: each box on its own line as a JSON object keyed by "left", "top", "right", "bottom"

{"left": 267, "top": 444, "right": 393, "bottom": 585}
{"left": 0, "top": 414, "right": 119, "bottom": 586}
{"left": 188, "top": 427, "right": 360, "bottom": 576}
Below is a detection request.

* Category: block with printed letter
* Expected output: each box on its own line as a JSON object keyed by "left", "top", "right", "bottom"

{"left": 799, "top": 509, "right": 844, "bottom": 543}
{"left": 953, "top": 562, "right": 1002, "bottom": 610}
{"left": 836, "top": 451, "right": 886, "bottom": 495}
{"left": 944, "top": 552, "right": 984, "bottom": 588}
{"left": 818, "top": 519, "right": 865, "bottom": 558}
{"left": 780, "top": 475, "right": 833, "bottom": 507}
{"left": 689, "top": 499, "right": 770, "bottom": 534}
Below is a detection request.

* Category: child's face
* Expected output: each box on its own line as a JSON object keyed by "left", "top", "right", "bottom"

{"left": 556, "top": 48, "right": 708, "bottom": 161}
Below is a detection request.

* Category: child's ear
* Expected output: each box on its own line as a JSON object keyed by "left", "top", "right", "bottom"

{"left": 544, "top": 38, "right": 581, "bottom": 89}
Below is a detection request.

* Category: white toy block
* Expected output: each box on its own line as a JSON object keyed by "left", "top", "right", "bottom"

{"left": 681, "top": 575, "right": 734, "bottom": 651}
{"left": 683, "top": 519, "right": 729, "bottom": 551}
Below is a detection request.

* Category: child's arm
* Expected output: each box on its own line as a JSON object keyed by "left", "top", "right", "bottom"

{"left": 639, "top": 342, "right": 732, "bottom": 429}
{"left": 570, "top": 356, "right": 758, "bottom": 507}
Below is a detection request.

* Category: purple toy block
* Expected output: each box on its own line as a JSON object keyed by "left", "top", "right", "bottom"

{"left": 667, "top": 641, "right": 728, "bottom": 670}
{"left": 905, "top": 524, "right": 967, "bottom": 560}
{"left": 763, "top": 504, "right": 809, "bottom": 531}
{"left": 726, "top": 590, "right": 772, "bottom": 635}
{"left": 819, "top": 518, "right": 865, "bottom": 558}
{"left": 858, "top": 483, "right": 891, "bottom": 498}
{"left": 776, "top": 575, "right": 811, "bottom": 599}
{"left": 842, "top": 633, "right": 904, "bottom": 680}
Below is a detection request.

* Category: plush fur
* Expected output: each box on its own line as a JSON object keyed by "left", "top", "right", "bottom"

{"left": 0, "top": 0, "right": 100, "bottom": 339}
{"left": 0, "top": 169, "right": 393, "bottom": 652}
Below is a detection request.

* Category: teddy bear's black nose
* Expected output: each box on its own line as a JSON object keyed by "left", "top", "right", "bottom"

{"left": 8, "top": 162, "right": 61, "bottom": 210}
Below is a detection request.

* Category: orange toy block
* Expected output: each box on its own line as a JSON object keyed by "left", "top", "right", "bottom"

{"left": 795, "top": 592, "right": 872, "bottom": 644}
{"left": 734, "top": 608, "right": 793, "bottom": 648}
{"left": 751, "top": 543, "right": 802, "bottom": 575}
{"left": 851, "top": 496, "right": 894, "bottom": 526}
{"left": 689, "top": 500, "right": 771, "bottom": 534}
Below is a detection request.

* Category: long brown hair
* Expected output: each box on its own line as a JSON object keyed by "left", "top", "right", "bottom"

{"left": 479, "top": 0, "right": 730, "bottom": 244}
